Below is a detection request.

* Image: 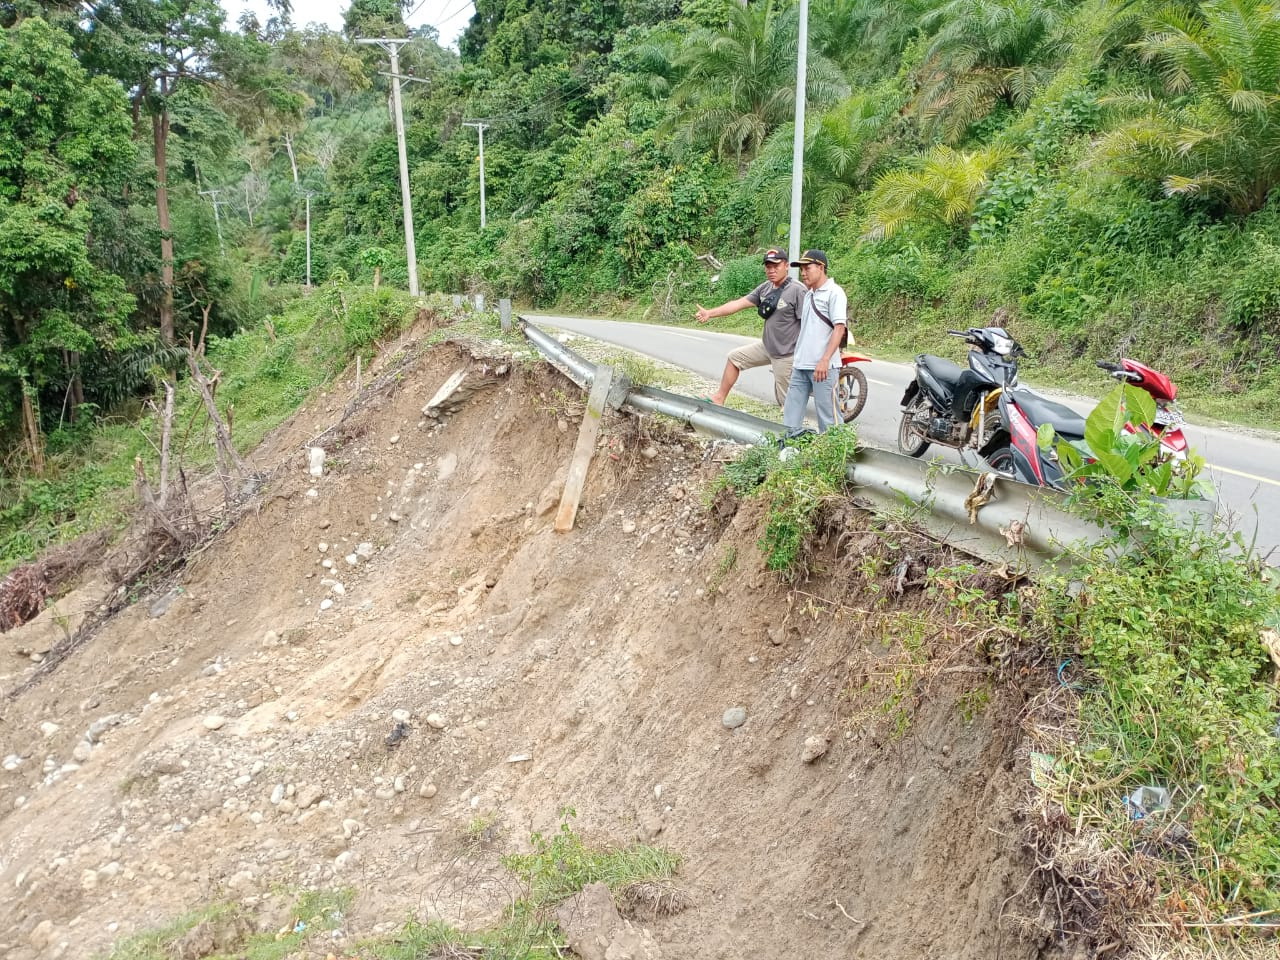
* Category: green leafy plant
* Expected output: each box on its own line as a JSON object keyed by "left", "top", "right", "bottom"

{"left": 1038, "top": 383, "right": 1214, "bottom": 501}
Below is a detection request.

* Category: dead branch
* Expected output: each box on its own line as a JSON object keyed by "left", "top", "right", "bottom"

{"left": 186, "top": 349, "right": 250, "bottom": 504}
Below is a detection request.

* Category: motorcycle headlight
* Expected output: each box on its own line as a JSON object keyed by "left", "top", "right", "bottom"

{"left": 991, "top": 335, "right": 1014, "bottom": 356}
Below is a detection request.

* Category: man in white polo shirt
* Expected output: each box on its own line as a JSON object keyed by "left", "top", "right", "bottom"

{"left": 782, "top": 249, "right": 847, "bottom": 434}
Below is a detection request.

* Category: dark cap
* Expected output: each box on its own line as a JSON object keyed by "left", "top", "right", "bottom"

{"left": 762, "top": 248, "right": 787, "bottom": 264}
{"left": 790, "top": 248, "right": 828, "bottom": 268}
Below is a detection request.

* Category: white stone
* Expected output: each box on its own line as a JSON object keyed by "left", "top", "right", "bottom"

{"left": 391, "top": 709, "right": 411, "bottom": 723}
{"left": 308, "top": 447, "right": 326, "bottom": 478}
{"left": 426, "top": 713, "right": 446, "bottom": 730}
{"left": 319, "top": 598, "right": 334, "bottom": 611}
{"left": 202, "top": 715, "right": 227, "bottom": 731}
{"left": 39, "top": 721, "right": 60, "bottom": 738}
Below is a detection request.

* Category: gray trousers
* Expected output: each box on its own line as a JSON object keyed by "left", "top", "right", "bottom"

{"left": 782, "top": 367, "right": 837, "bottom": 433}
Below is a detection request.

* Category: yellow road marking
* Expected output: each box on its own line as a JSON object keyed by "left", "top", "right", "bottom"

{"left": 1206, "top": 463, "right": 1280, "bottom": 488}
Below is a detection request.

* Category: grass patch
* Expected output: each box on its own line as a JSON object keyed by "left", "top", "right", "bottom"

{"left": 365, "top": 812, "right": 681, "bottom": 960}
{"left": 711, "top": 426, "right": 860, "bottom": 577}
{"left": 757, "top": 426, "right": 859, "bottom": 577}
{"left": 102, "top": 889, "right": 352, "bottom": 960}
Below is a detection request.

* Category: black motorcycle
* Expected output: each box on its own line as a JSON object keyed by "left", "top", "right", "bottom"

{"left": 898, "top": 327, "right": 1025, "bottom": 460}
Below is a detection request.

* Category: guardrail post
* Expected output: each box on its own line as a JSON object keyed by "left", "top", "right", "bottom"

{"left": 451, "top": 294, "right": 462, "bottom": 308}
{"left": 499, "top": 298, "right": 512, "bottom": 333}
{"left": 474, "top": 293, "right": 486, "bottom": 312}
{"left": 555, "top": 366, "right": 616, "bottom": 533}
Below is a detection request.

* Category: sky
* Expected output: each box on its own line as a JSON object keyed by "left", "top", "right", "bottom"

{"left": 222, "top": 0, "right": 474, "bottom": 48}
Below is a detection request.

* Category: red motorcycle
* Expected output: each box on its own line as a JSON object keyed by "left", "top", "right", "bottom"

{"left": 836, "top": 352, "right": 872, "bottom": 423}
{"left": 1096, "top": 359, "right": 1188, "bottom": 460}
{"left": 988, "top": 356, "right": 1190, "bottom": 487}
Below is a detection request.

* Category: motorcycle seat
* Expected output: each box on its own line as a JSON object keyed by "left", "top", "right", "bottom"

{"left": 918, "top": 354, "right": 964, "bottom": 388}
{"left": 1009, "top": 388, "right": 1086, "bottom": 439}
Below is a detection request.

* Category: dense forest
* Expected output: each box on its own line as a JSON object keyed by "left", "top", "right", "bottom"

{"left": 6, "top": 0, "right": 1280, "bottom": 498}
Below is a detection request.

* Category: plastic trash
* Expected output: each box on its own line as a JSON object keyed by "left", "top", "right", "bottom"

{"left": 1125, "top": 785, "right": 1170, "bottom": 819}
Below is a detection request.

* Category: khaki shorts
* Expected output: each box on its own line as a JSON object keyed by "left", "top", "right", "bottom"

{"left": 727, "top": 340, "right": 793, "bottom": 406}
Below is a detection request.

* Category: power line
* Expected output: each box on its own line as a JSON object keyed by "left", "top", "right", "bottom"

{"left": 424, "top": 0, "right": 474, "bottom": 33}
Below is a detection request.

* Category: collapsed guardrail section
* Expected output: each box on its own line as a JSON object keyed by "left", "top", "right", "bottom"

{"left": 519, "top": 316, "right": 1213, "bottom": 567}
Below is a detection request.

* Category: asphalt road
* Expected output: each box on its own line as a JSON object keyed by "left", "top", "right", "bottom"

{"left": 530, "top": 313, "right": 1280, "bottom": 557}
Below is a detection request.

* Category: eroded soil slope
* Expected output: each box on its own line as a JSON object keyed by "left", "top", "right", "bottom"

{"left": 0, "top": 336, "right": 1049, "bottom": 960}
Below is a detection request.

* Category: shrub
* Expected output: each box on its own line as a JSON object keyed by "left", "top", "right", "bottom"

{"left": 1035, "top": 492, "right": 1280, "bottom": 924}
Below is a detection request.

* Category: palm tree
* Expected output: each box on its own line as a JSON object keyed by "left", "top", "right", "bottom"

{"left": 915, "top": 0, "right": 1073, "bottom": 142}
{"left": 747, "top": 92, "right": 900, "bottom": 230}
{"left": 669, "top": 0, "right": 849, "bottom": 166}
{"left": 1093, "top": 0, "right": 1280, "bottom": 215}
{"left": 812, "top": 0, "right": 940, "bottom": 77}
{"left": 864, "top": 143, "right": 1013, "bottom": 238}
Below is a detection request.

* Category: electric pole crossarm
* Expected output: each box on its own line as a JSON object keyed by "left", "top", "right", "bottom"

{"left": 357, "top": 37, "right": 420, "bottom": 296}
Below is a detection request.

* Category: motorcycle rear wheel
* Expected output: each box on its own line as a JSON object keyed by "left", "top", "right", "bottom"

{"left": 986, "top": 446, "right": 1016, "bottom": 478}
{"left": 898, "top": 396, "right": 931, "bottom": 457}
{"left": 836, "top": 366, "right": 868, "bottom": 422}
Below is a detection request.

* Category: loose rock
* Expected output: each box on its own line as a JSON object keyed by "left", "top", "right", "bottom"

{"left": 801, "top": 735, "right": 829, "bottom": 764}
{"left": 722, "top": 707, "right": 747, "bottom": 729}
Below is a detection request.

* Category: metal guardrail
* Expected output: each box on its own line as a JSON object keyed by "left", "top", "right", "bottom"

{"left": 516, "top": 316, "right": 1191, "bottom": 567}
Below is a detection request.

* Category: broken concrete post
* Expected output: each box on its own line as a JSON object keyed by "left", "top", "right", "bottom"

{"left": 422, "top": 369, "right": 469, "bottom": 419}
{"left": 451, "top": 294, "right": 462, "bottom": 308}
{"left": 474, "top": 293, "right": 486, "bottom": 312}
{"left": 308, "top": 447, "right": 326, "bottom": 478}
{"left": 499, "top": 298, "right": 512, "bottom": 332}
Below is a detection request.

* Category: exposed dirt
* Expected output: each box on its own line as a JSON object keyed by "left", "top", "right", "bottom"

{"left": 0, "top": 331, "right": 1061, "bottom": 960}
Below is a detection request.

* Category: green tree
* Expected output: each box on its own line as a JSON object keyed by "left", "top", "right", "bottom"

{"left": 0, "top": 17, "right": 135, "bottom": 463}
{"left": 915, "top": 0, "right": 1072, "bottom": 142}
{"left": 79, "top": 0, "right": 226, "bottom": 345}
{"left": 669, "top": 0, "right": 849, "bottom": 165}
{"left": 746, "top": 90, "right": 901, "bottom": 233}
{"left": 1093, "top": 0, "right": 1280, "bottom": 215}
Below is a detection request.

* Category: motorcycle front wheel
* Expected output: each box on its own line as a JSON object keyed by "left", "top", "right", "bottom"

{"left": 897, "top": 396, "right": 931, "bottom": 458}
{"left": 836, "top": 366, "right": 868, "bottom": 422}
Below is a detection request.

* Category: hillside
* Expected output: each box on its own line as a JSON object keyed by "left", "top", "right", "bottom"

{"left": 1, "top": 327, "right": 1055, "bottom": 960}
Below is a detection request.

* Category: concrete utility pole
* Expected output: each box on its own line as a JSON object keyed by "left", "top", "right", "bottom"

{"left": 463, "top": 120, "right": 490, "bottom": 229}
{"left": 356, "top": 38, "right": 419, "bottom": 296}
{"left": 788, "top": 0, "right": 809, "bottom": 275}
{"left": 199, "top": 188, "right": 226, "bottom": 258}
{"left": 304, "top": 192, "right": 314, "bottom": 288}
